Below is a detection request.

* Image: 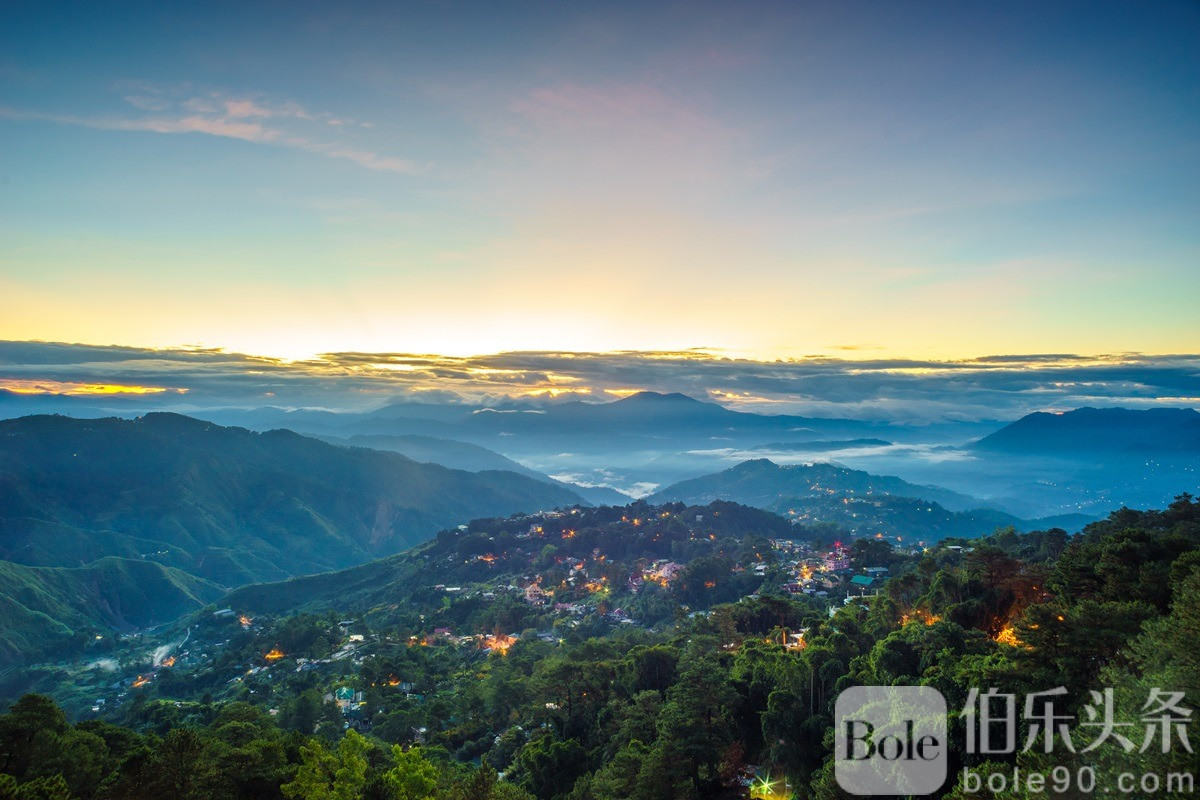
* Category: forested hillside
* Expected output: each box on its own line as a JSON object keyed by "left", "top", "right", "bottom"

{"left": 2, "top": 496, "right": 1197, "bottom": 799}
{"left": 0, "top": 558, "right": 222, "bottom": 665}
{"left": 0, "top": 413, "right": 584, "bottom": 587}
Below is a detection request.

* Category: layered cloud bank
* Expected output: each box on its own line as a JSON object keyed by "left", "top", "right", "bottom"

{"left": 1, "top": 341, "right": 1197, "bottom": 424}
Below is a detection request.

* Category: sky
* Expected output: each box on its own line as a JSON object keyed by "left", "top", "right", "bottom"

{"left": 1, "top": 1, "right": 1198, "bottom": 413}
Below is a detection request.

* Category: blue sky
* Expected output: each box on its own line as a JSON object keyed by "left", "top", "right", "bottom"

{"left": 1, "top": 1, "right": 1198, "bottom": 368}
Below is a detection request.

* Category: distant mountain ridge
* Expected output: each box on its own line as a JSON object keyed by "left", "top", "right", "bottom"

{"left": 179, "top": 393, "right": 913, "bottom": 498}
{"left": 330, "top": 391, "right": 854, "bottom": 440}
{"left": 187, "top": 391, "right": 895, "bottom": 447}
{"left": 318, "top": 433, "right": 630, "bottom": 505}
{"left": 0, "top": 413, "right": 585, "bottom": 587}
{"left": 974, "top": 407, "right": 1200, "bottom": 455}
{"left": 747, "top": 439, "right": 893, "bottom": 453}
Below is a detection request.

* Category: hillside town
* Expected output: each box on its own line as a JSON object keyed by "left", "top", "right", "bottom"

{"left": 34, "top": 502, "right": 931, "bottom": 731}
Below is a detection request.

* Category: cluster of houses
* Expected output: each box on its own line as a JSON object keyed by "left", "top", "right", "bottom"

{"left": 407, "top": 627, "right": 525, "bottom": 654}
{"left": 772, "top": 539, "right": 889, "bottom": 600}
{"left": 633, "top": 560, "right": 685, "bottom": 590}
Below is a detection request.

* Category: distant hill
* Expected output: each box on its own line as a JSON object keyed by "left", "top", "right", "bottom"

{"left": 321, "top": 433, "right": 630, "bottom": 506}
{"left": 644, "top": 459, "right": 1096, "bottom": 540}
{"left": 0, "top": 557, "right": 223, "bottom": 665}
{"left": 0, "top": 414, "right": 584, "bottom": 587}
{"left": 768, "top": 494, "right": 1093, "bottom": 541}
{"left": 649, "top": 458, "right": 982, "bottom": 511}
{"left": 974, "top": 407, "right": 1200, "bottom": 456}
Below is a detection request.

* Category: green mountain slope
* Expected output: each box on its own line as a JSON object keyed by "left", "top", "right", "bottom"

{"left": 0, "top": 557, "right": 223, "bottom": 665}
{"left": 0, "top": 414, "right": 584, "bottom": 586}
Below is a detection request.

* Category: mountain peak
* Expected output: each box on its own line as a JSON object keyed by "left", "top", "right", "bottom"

{"left": 729, "top": 457, "right": 782, "bottom": 471}
{"left": 612, "top": 391, "right": 702, "bottom": 405}
{"left": 138, "top": 411, "right": 219, "bottom": 428}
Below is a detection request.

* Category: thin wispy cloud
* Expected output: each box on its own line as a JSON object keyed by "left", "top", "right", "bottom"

{"left": 0, "top": 106, "right": 275, "bottom": 143}
{"left": 0, "top": 86, "right": 423, "bottom": 174}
